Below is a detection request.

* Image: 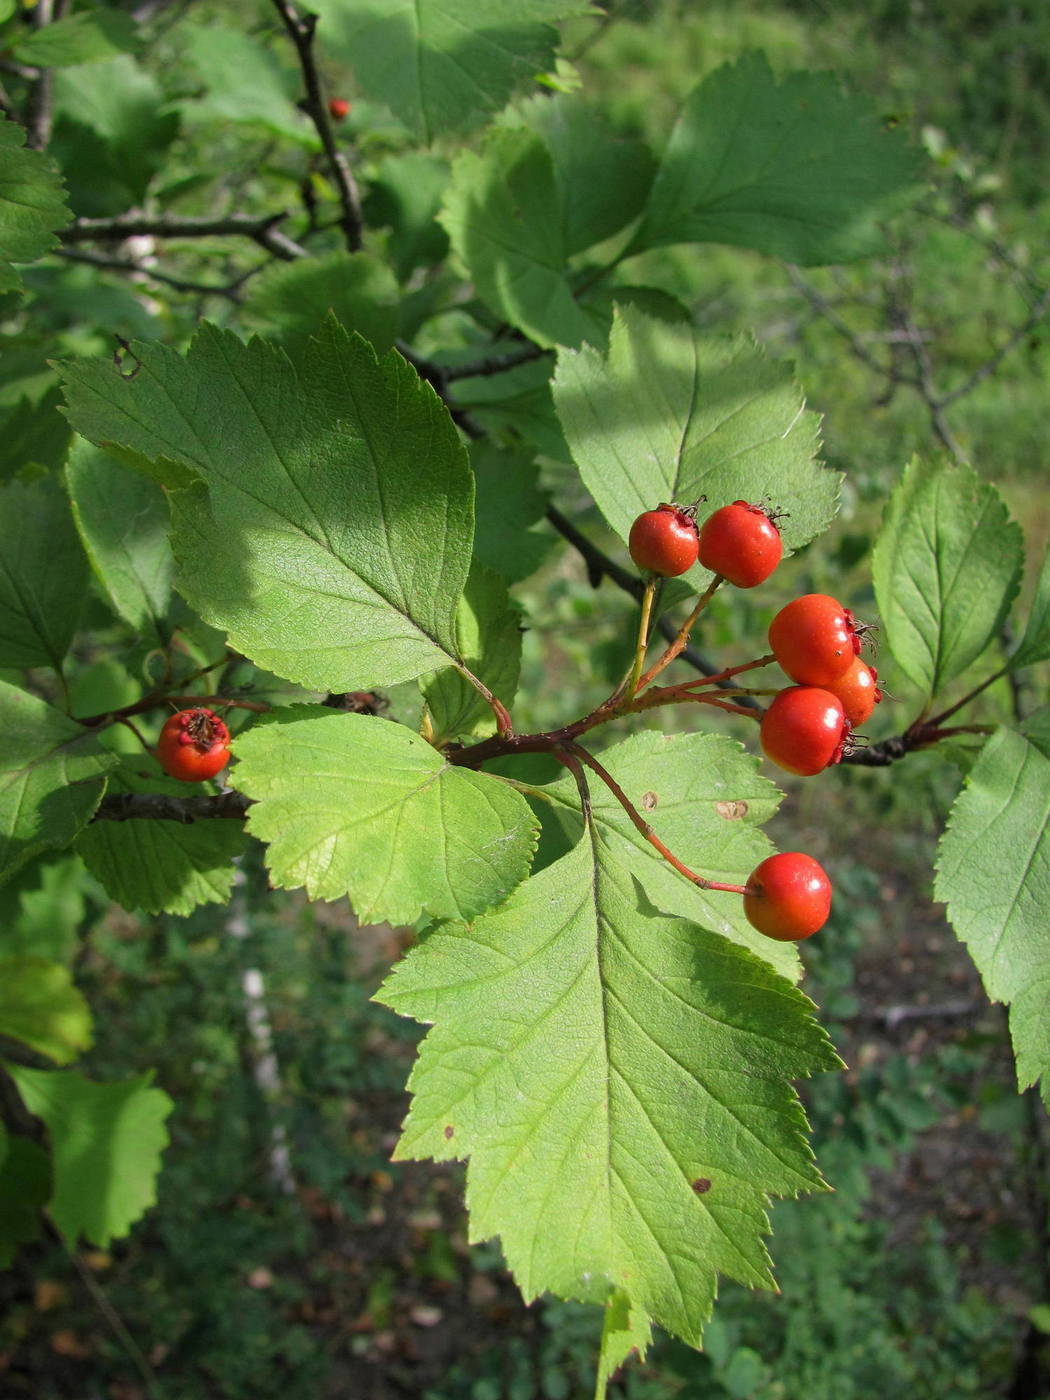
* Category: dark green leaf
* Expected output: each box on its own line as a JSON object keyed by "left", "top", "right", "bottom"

{"left": 872, "top": 457, "right": 1023, "bottom": 697}
{"left": 935, "top": 714, "right": 1050, "bottom": 1104}
{"left": 0, "top": 477, "right": 89, "bottom": 671}
{"left": 0, "top": 118, "right": 71, "bottom": 293}
{"left": 634, "top": 53, "right": 923, "bottom": 264}
{"left": 312, "top": 0, "right": 592, "bottom": 143}
{"left": 66, "top": 438, "right": 173, "bottom": 638}
{"left": 8, "top": 1065, "right": 172, "bottom": 1246}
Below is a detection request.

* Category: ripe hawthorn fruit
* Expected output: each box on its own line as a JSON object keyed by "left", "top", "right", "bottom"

{"left": 822, "top": 656, "right": 882, "bottom": 728}
{"left": 768, "top": 593, "right": 863, "bottom": 686}
{"left": 628, "top": 502, "right": 699, "bottom": 577}
{"left": 743, "top": 852, "right": 832, "bottom": 940}
{"left": 328, "top": 97, "right": 351, "bottom": 121}
{"left": 156, "top": 707, "right": 231, "bottom": 783}
{"left": 760, "top": 686, "right": 849, "bottom": 776}
{"left": 697, "top": 500, "right": 783, "bottom": 587}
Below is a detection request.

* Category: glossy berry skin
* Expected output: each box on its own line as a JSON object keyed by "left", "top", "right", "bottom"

{"left": 743, "top": 852, "right": 832, "bottom": 941}
{"left": 697, "top": 500, "right": 783, "bottom": 588}
{"left": 156, "top": 708, "right": 231, "bottom": 783}
{"left": 328, "top": 97, "right": 351, "bottom": 121}
{"left": 823, "top": 656, "right": 881, "bottom": 728}
{"left": 628, "top": 503, "right": 699, "bottom": 577}
{"left": 768, "top": 593, "right": 861, "bottom": 686}
{"left": 760, "top": 686, "right": 848, "bottom": 776}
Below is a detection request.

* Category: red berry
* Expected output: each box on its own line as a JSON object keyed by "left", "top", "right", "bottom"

{"left": 768, "top": 593, "right": 863, "bottom": 686}
{"left": 822, "top": 656, "right": 881, "bottom": 728}
{"left": 743, "top": 852, "right": 832, "bottom": 941}
{"left": 697, "top": 500, "right": 783, "bottom": 588}
{"left": 628, "top": 502, "right": 699, "bottom": 577}
{"left": 156, "top": 708, "right": 231, "bottom": 783}
{"left": 760, "top": 686, "right": 848, "bottom": 776}
{"left": 328, "top": 97, "right": 351, "bottom": 121}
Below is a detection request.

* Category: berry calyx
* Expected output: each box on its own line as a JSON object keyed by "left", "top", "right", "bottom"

{"left": 328, "top": 97, "right": 351, "bottom": 121}
{"left": 156, "top": 707, "right": 231, "bottom": 783}
{"left": 628, "top": 502, "right": 700, "bottom": 577}
{"left": 768, "top": 593, "right": 865, "bottom": 686}
{"left": 743, "top": 852, "right": 832, "bottom": 941}
{"left": 697, "top": 499, "right": 783, "bottom": 588}
{"left": 822, "top": 656, "right": 882, "bottom": 728}
{"left": 760, "top": 686, "right": 849, "bottom": 776}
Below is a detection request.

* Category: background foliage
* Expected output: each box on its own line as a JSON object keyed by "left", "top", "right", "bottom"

{"left": 0, "top": 0, "right": 1048, "bottom": 1396}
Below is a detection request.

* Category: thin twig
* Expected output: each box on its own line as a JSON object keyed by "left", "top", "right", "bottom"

{"left": 443, "top": 344, "right": 549, "bottom": 382}
{"left": 268, "top": 0, "right": 364, "bottom": 253}
{"left": 57, "top": 247, "right": 247, "bottom": 301}
{"left": 564, "top": 741, "right": 747, "bottom": 895}
{"left": 940, "top": 283, "right": 1050, "bottom": 407}
{"left": 63, "top": 212, "right": 307, "bottom": 261}
{"left": 22, "top": 0, "right": 66, "bottom": 149}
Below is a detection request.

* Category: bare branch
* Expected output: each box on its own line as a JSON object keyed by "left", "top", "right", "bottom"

{"left": 63, "top": 212, "right": 307, "bottom": 261}
{"left": 57, "top": 247, "right": 248, "bottom": 301}
{"left": 268, "top": 0, "right": 364, "bottom": 254}
{"left": 22, "top": 0, "right": 68, "bottom": 149}
{"left": 94, "top": 790, "right": 251, "bottom": 823}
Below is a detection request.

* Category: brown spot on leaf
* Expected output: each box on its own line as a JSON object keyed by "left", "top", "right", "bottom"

{"left": 641, "top": 791, "right": 658, "bottom": 810}
{"left": 691, "top": 1178, "right": 712, "bottom": 1194}
{"left": 715, "top": 800, "right": 748, "bottom": 820}
{"left": 444, "top": 1124, "right": 454, "bottom": 1140}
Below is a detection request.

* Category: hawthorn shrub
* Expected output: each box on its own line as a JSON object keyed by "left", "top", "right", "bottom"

{"left": 0, "top": 1, "right": 1046, "bottom": 1394}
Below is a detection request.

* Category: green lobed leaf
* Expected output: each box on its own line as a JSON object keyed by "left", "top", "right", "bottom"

{"left": 553, "top": 305, "right": 834, "bottom": 580}
{"left": 379, "top": 833, "right": 838, "bottom": 1345}
{"left": 233, "top": 708, "right": 538, "bottom": 924}
{"left": 471, "top": 440, "right": 553, "bottom": 583}
{"left": 182, "top": 24, "right": 315, "bottom": 147}
{"left": 0, "top": 118, "right": 71, "bottom": 294}
{"left": 1011, "top": 546, "right": 1050, "bottom": 671}
{"left": 0, "top": 386, "right": 73, "bottom": 480}
{"left": 60, "top": 319, "right": 475, "bottom": 691}
{"left": 76, "top": 764, "right": 248, "bottom": 917}
{"left": 0, "top": 1134, "right": 50, "bottom": 1266}
{"left": 539, "top": 730, "right": 798, "bottom": 980}
{"left": 243, "top": 251, "right": 401, "bottom": 356}
{"left": 66, "top": 438, "right": 174, "bottom": 638}
{"left": 0, "top": 680, "right": 118, "bottom": 883}
{"left": 597, "top": 1290, "right": 654, "bottom": 1397}
{"left": 311, "top": 0, "right": 592, "bottom": 143}
{"left": 872, "top": 456, "right": 1023, "bottom": 698}
{"left": 0, "top": 853, "right": 90, "bottom": 962}
{"left": 0, "top": 476, "right": 89, "bottom": 671}
{"left": 423, "top": 565, "right": 522, "bottom": 744}
{"left": 633, "top": 53, "right": 923, "bottom": 265}
{"left": 364, "top": 152, "right": 450, "bottom": 281}
{"left": 451, "top": 355, "right": 569, "bottom": 462}
{"left": 506, "top": 95, "right": 656, "bottom": 258}
{"left": 8, "top": 1064, "right": 172, "bottom": 1247}
{"left": 0, "top": 957, "right": 92, "bottom": 1063}
{"left": 441, "top": 126, "right": 606, "bottom": 350}
{"left": 934, "top": 713, "right": 1050, "bottom": 1103}
{"left": 12, "top": 10, "right": 140, "bottom": 68}
{"left": 52, "top": 56, "right": 178, "bottom": 215}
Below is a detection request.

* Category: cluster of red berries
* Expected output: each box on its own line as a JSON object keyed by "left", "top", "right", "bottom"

{"left": 628, "top": 499, "right": 783, "bottom": 587}
{"left": 156, "top": 707, "right": 232, "bottom": 783}
{"left": 763, "top": 593, "right": 880, "bottom": 774}
{"left": 628, "top": 499, "right": 883, "bottom": 943}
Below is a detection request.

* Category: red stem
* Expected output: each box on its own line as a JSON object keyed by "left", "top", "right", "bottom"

{"left": 563, "top": 742, "right": 747, "bottom": 895}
